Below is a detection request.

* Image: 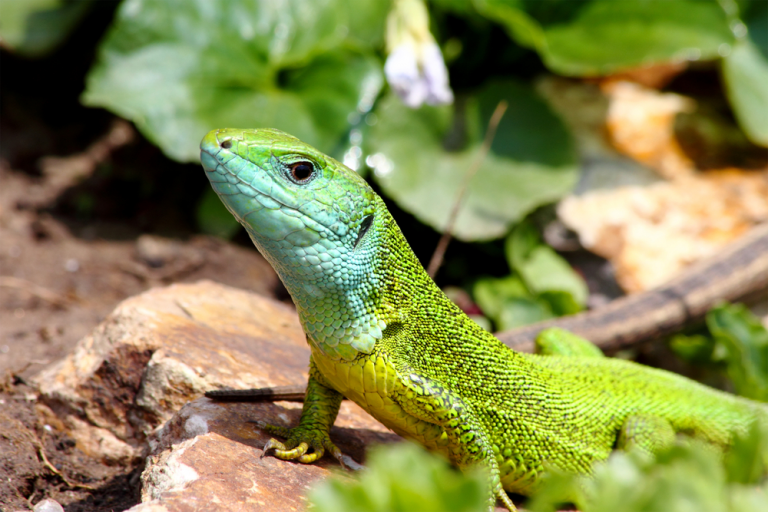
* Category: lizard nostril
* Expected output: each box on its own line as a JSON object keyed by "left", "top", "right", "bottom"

{"left": 220, "top": 140, "right": 232, "bottom": 149}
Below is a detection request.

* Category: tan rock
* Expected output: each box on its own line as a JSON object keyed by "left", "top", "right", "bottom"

{"left": 602, "top": 80, "right": 695, "bottom": 180}
{"left": 33, "top": 280, "right": 311, "bottom": 461}
{"left": 130, "top": 397, "right": 398, "bottom": 512}
{"left": 559, "top": 171, "right": 768, "bottom": 292}
{"left": 550, "top": 80, "right": 768, "bottom": 293}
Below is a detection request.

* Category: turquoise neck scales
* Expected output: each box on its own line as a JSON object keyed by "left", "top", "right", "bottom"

{"left": 201, "top": 128, "right": 389, "bottom": 360}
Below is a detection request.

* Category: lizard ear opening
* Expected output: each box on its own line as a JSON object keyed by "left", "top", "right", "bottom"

{"left": 354, "top": 214, "right": 374, "bottom": 248}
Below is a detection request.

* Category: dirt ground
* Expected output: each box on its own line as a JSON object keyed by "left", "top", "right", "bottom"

{"left": 0, "top": 18, "right": 291, "bottom": 505}
{"left": 0, "top": 142, "right": 292, "bottom": 511}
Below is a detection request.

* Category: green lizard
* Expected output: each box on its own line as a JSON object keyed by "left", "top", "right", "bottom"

{"left": 199, "top": 128, "right": 767, "bottom": 510}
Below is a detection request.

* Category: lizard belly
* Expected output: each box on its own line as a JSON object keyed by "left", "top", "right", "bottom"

{"left": 311, "top": 348, "right": 452, "bottom": 456}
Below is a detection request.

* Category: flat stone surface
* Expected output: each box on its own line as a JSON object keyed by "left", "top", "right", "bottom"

{"left": 130, "top": 397, "right": 398, "bottom": 512}
{"left": 33, "top": 280, "right": 313, "bottom": 460}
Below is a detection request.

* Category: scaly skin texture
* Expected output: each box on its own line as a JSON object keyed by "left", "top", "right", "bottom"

{"left": 200, "top": 128, "right": 767, "bottom": 510}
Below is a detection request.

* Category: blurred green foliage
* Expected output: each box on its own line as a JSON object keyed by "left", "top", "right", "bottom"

{"left": 672, "top": 303, "right": 768, "bottom": 401}
{"left": 29, "top": 0, "right": 760, "bottom": 242}
{"left": 473, "top": 220, "right": 587, "bottom": 330}
{"left": 529, "top": 423, "right": 768, "bottom": 512}
{"left": 4, "top": 0, "right": 767, "bottom": 326}
{"left": 81, "top": 0, "right": 389, "bottom": 162}
{"left": 307, "top": 442, "right": 489, "bottom": 512}
{"left": 308, "top": 413, "right": 768, "bottom": 512}
{"left": 368, "top": 80, "right": 577, "bottom": 241}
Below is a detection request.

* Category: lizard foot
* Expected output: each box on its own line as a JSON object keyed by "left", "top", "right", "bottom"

{"left": 255, "top": 420, "right": 346, "bottom": 469}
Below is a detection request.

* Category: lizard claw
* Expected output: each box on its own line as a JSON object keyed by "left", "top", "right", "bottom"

{"left": 254, "top": 420, "right": 346, "bottom": 468}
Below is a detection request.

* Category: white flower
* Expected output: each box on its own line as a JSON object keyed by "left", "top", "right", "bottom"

{"left": 384, "top": 0, "right": 454, "bottom": 109}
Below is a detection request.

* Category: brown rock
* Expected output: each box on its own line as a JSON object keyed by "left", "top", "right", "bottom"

{"left": 33, "top": 280, "right": 311, "bottom": 462}
{"left": 128, "top": 397, "right": 398, "bottom": 512}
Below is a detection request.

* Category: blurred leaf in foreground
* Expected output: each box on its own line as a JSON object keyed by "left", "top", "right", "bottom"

{"left": 309, "top": 428, "right": 768, "bottom": 512}
{"left": 83, "top": 0, "right": 388, "bottom": 162}
{"left": 368, "top": 81, "right": 577, "bottom": 241}
{"left": 308, "top": 442, "right": 488, "bottom": 512}
{"left": 530, "top": 430, "right": 768, "bottom": 512}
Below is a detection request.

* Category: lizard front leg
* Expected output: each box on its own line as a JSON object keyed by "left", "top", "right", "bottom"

{"left": 260, "top": 358, "right": 345, "bottom": 466}
{"left": 397, "top": 372, "right": 517, "bottom": 511}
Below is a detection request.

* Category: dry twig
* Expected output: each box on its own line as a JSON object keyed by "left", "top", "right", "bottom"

{"left": 426, "top": 101, "right": 508, "bottom": 278}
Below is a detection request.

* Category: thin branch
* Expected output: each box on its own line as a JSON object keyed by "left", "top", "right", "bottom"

{"left": 427, "top": 100, "right": 508, "bottom": 278}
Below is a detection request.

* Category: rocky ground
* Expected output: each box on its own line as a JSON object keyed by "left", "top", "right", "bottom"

{"left": 0, "top": 138, "right": 296, "bottom": 510}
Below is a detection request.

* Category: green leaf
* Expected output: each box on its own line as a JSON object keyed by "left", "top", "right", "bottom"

{"left": 669, "top": 333, "right": 717, "bottom": 363}
{"left": 82, "top": 0, "right": 387, "bottom": 162}
{"left": 368, "top": 80, "right": 577, "bottom": 241}
{"left": 538, "top": 290, "right": 582, "bottom": 317}
{"left": 479, "top": 0, "right": 735, "bottom": 76}
{"left": 505, "top": 219, "right": 540, "bottom": 268}
{"left": 496, "top": 297, "right": 554, "bottom": 330}
{"left": 473, "top": 275, "right": 529, "bottom": 320}
{"left": 706, "top": 303, "right": 768, "bottom": 401}
{"left": 722, "top": 40, "right": 768, "bottom": 147}
{"left": 472, "top": 0, "right": 545, "bottom": 50}
{"left": 0, "top": 0, "right": 92, "bottom": 57}
{"left": 472, "top": 275, "right": 555, "bottom": 330}
{"left": 506, "top": 222, "right": 588, "bottom": 307}
{"left": 532, "top": 438, "right": 768, "bottom": 512}
{"left": 742, "top": 0, "right": 768, "bottom": 59}
{"left": 308, "top": 442, "right": 488, "bottom": 512}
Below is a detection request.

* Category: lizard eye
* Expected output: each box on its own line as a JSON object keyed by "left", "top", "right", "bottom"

{"left": 289, "top": 161, "right": 315, "bottom": 183}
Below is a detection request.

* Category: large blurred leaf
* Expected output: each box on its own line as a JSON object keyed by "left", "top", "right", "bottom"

{"left": 0, "top": 0, "right": 92, "bottom": 57}
{"left": 82, "top": 0, "right": 388, "bottom": 162}
{"left": 722, "top": 40, "right": 768, "bottom": 147}
{"left": 478, "top": 0, "right": 734, "bottom": 76}
{"left": 368, "top": 81, "right": 577, "bottom": 241}
{"left": 308, "top": 442, "right": 488, "bottom": 512}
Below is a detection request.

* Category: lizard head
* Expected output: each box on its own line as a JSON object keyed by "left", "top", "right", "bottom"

{"left": 200, "top": 128, "right": 387, "bottom": 359}
{"left": 200, "top": 128, "right": 377, "bottom": 249}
